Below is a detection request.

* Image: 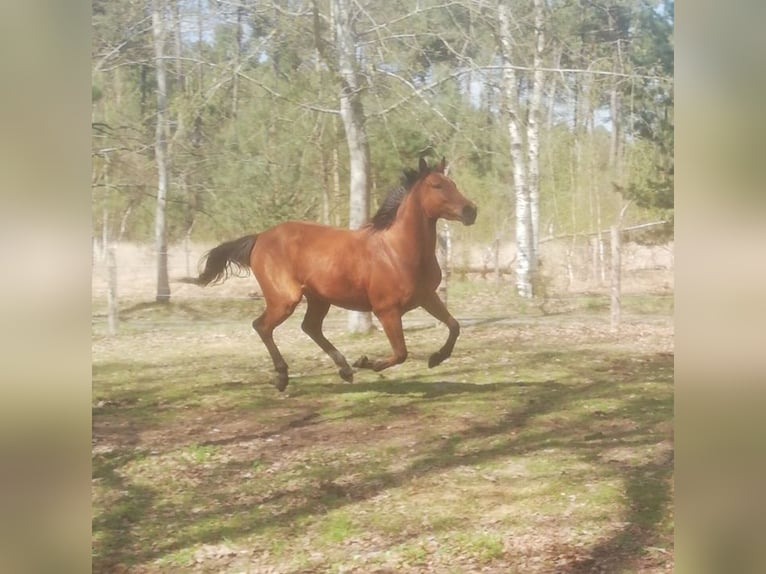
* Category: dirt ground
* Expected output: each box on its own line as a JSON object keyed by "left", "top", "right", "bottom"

{"left": 93, "top": 278, "right": 673, "bottom": 573}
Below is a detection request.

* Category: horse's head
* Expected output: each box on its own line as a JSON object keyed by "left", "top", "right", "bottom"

{"left": 415, "top": 157, "right": 477, "bottom": 226}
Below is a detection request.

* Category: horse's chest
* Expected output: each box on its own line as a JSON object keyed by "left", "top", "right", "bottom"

{"left": 397, "top": 259, "right": 441, "bottom": 299}
{"left": 418, "top": 269, "right": 441, "bottom": 296}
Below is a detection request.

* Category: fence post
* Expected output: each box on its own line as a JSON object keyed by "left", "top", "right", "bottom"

{"left": 493, "top": 236, "right": 501, "bottom": 283}
{"left": 437, "top": 221, "right": 452, "bottom": 306}
{"left": 610, "top": 225, "right": 621, "bottom": 332}
{"left": 107, "top": 245, "right": 118, "bottom": 336}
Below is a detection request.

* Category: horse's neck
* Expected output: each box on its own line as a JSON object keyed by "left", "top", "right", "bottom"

{"left": 386, "top": 192, "right": 437, "bottom": 262}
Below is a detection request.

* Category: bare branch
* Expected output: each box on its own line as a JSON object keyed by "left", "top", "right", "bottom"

{"left": 93, "top": 16, "right": 154, "bottom": 73}
{"left": 480, "top": 64, "right": 671, "bottom": 82}
{"left": 356, "top": 1, "right": 468, "bottom": 38}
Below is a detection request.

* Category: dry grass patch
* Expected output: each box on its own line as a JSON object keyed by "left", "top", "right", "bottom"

{"left": 93, "top": 286, "right": 673, "bottom": 573}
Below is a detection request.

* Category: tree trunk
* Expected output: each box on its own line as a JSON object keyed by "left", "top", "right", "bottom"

{"left": 608, "top": 7, "right": 622, "bottom": 172}
{"left": 609, "top": 76, "right": 621, "bottom": 168}
{"left": 232, "top": 4, "right": 244, "bottom": 118}
{"left": 437, "top": 221, "right": 452, "bottom": 305}
{"left": 527, "top": 0, "right": 545, "bottom": 282}
{"left": 172, "top": 0, "right": 183, "bottom": 90}
{"left": 152, "top": 0, "right": 171, "bottom": 302}
{"left": 547, "top": 47, "right": 561, "bottom": 129}
{"left": 332, "top": 139, "right": 342, "bottom": 227}
{"left": 320, "top": 131, "right": 332, "bottom": 225}
{"left": 197, "top": 0, "right": 204, "bottom": 90}
{"left": 101, "top": 196, "right": 108, "bottom": 263}
{"left": 334, "top": 0, "right": 372, "bottom": 333}
{"left": 610, "top": 225, "right": 621, "bottom": 332}
{"left": 498, "top": 3, "right": 532, "bottom": 298}
{"left": 107, "top": 246, "right": 118, "bottom": 336}
{"left": 493, "top": 236, "right": 501, "bottom": 284}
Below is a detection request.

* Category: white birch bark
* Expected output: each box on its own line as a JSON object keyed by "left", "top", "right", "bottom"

{"left": 107, "top": 246, "right": 118, "bottom": 336}
{"left": 332, "top": 141, "right": 342, "bottom": 227}
{"left": 152, "top": 0, "right": 171, "bottom": 302}
{"left": 232, "top": 4, "right": 243, "bottom": 118}
{"left": 333, "top": 0, "right": 372, "bottom": 332}
{"left": 498, "top": 3, "right": 532, "bottom": 298}
{"left": 609, "top": 76, "right": 620, "bottom": 168}
{"left": 527, "top": 0, "right": 545, "bottom": 280}
{"left": 437, "top": 221, "right": 452, "bottom": 305}
{"left": 610, "top": 225, "right": 621, "bottom": 332}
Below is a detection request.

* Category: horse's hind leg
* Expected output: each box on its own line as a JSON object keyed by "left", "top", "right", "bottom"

{"left": 252, "top": 295, "right": 300, "bottom": 392}
{"left": 301, "top": 297, "right": 354, "bottom": 383}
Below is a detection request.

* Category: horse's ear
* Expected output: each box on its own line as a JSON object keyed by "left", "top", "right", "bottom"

{"left": 419, "top": 156, "right": 428, "bottom": 175}
{"left": 438, "top": 156, "right": 447, "bottom": 174}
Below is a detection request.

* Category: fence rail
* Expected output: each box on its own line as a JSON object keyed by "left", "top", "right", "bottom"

{"left": 92, "top": 239, "right": 674, "bottom": 303}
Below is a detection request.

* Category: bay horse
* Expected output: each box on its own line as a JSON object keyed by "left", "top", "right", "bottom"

{"left": 184, "top": 157, "right": 477, "bottom": 391}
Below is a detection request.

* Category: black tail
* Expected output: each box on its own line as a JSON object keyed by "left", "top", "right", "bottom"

{"left": 179, "top": 234, "right": 257, "bottom": 287}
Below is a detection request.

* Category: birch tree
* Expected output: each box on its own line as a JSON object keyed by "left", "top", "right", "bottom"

{"left": 91, "top": 0, "right": 673, "bottom": 302}
{"left": 152, "top": 0, "right": 171, "bottom": 302}
{"left": 527, "top": 0, "right": 545, "bottom": 281}
{"left": 332, "top": 0, "right": 372, "bottom": 333}
{"left": 497, "top": 2, "right": 533, "bottom": 298}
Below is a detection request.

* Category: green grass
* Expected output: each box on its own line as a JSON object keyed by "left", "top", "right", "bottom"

{"left": 180, "top": 443, "right": 218, "bottom": 463}
{"left": 318, "top": 512, "right": 359, "bottom": 543}
{"left": 453, "top": 531, "right": 506, "bottom": 560}
{"left": 92, "top": 287, "right": 673, "bottom": 573}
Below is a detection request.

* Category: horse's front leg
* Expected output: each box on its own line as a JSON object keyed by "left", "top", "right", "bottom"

{"left": 419, "top": 291, "right": 460, "bottom": 368}
{"left": 353, "top": 308, "right": 408, "bottom": 371}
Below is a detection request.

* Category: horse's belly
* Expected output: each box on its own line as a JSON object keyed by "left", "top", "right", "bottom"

{"left": 303, "top": 280, "right": 372, "bottom": 312}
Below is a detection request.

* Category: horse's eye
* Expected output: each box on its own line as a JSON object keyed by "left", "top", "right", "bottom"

{"left": 433, "top": 182, "right": 443, "bottom": 189}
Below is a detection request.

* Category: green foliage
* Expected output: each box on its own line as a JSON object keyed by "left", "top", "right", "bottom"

{"left": 181, "top": 444, "right": 218, "bottom": 463}
{"left": 623, "top": 1, "right": 674, "bottom": 217}
{"left": 92, "top": 0, "right": 673, "bottom": 245}
{"left": 318, "top": 513, "right": 358, "bottom": 543}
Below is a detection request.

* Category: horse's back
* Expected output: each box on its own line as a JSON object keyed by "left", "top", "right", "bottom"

{"left": 254, "top": 220, "right": 363, "bottom": 259}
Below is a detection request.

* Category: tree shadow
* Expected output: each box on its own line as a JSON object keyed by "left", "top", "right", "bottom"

{"left": 306, "top": 377, "right": 521, "bottom": 399}
{"left": 118, "top": 300, "right": 208, "bottom": 321}
{"left": 562, "top": 449, "right": 674, "bottom": 573}
{"left": 92, "top": 350, "right": 673, "bottom": 571}
{"left": 199, "top": 411, "right": 324, "bottom": 447}
{"left": 92, "top": 442, "right": 156, "bottom": 572}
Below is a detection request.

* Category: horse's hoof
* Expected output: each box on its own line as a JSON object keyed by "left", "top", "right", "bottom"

{"left": 274, "top": 374, "right": 289, "bottom": 392}
{"left": 372, "top": 360, "right": 389, "bottom": 372}
{"left": 339, "top": 367, "right": 354, "bottom": 383}
{"left": 353, "top": 356, "right": 371, "bottom": 369}
{"left": 428, "top": 353, "right": 443, "bottom": 368}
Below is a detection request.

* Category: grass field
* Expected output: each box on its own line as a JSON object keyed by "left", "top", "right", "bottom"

{"left": 92, "top": 281, "right": 673, "bottom": 573}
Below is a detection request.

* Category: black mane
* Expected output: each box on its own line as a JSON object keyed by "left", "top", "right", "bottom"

{"left": 367, "top": 167, "right": 425, "bottom": 230}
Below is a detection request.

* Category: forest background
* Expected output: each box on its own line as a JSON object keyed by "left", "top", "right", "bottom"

{"left": 91, "top": 0, "right": 673, "bottom": 310}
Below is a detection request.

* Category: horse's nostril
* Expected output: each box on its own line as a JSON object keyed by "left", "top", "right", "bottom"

{"left": 462, "top": 204, "right": 477, "bottom": 225}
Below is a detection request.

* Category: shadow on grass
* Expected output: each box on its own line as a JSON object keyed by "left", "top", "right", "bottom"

{"left": 295, "top": 377, "right": 518, "bottom": 399}
{"left": 92, "top": 448, "right": 156, "bottom": 572}
{"left": 119, "top": 300, "right": 203, "bottom": 320}
{"left": 92, "top": 350, "right": 673, "bottom": 572}
{"left": 116, "top": 299, "right": 264, "bottom": 323}
{"left": 198, "top": 411, "right": 324, "bottom": 447}
{"left": 562, "top": 449, "right": 674, "bottom": 573}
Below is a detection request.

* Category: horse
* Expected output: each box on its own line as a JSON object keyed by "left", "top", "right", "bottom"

{"left": 183, "top": 157, "right": 477, "bottom": 391}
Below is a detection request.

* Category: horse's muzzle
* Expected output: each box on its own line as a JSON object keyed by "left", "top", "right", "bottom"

{"left": 461, "top": 204, "right": 477, "bottom": 226}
